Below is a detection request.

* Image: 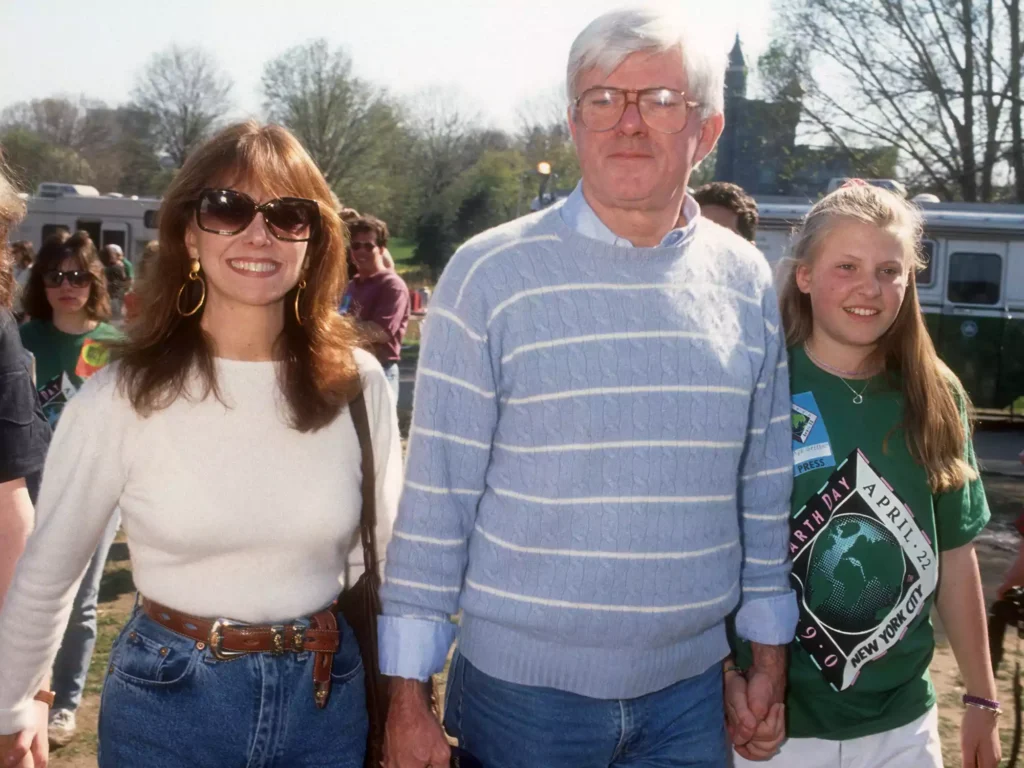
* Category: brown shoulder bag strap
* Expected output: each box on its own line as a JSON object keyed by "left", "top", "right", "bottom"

{"left": 349, "top": 391, "right": 380, "bottom": 588}
{"left": 347, "top": 390, "right": 388, "bottom": 762}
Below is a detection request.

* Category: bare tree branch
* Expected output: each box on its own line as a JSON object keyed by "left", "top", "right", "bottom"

{"left": 131, "top": 46, "right": 232, "bottom": 167}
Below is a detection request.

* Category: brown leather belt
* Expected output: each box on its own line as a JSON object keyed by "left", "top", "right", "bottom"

{"left": 140, "top": 597, "right": 340, "bottom": 708}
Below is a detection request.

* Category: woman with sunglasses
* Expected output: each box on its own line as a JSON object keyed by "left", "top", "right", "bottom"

{"left": 16, "top": 230, "right": 123, "bottom": 751}
{"left": 0, "top": 121, "right": 401, "bottom": 768}
{"left": 20, "top": 232, "right": 121, "bottom": 426}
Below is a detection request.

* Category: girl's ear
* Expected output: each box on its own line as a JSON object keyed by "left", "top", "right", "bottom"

{"left": 795, "top": 262, "right": 813, "bottom": 295}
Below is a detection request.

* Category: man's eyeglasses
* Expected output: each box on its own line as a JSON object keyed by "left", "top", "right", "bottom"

{"left": 349, "top": 242, "right": 378, "bottom": 253}
{"left": 42, "top": 270, "right": 92, "bottom": 289}
{"left": 573, "top": 87, "right": 701, "bottom": 134}
{"left": 194, "top": 188, "right": 320, "bottom": 242}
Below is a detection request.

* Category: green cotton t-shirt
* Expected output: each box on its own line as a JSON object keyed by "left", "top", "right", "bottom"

{"left": 18, "top": 320, "right": 122, "bottom": 428}
{"left": 736, "top": 345, "right": 989, "bottom": 741}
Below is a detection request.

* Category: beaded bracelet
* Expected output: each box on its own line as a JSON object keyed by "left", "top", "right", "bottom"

{"left": 963, "top": 694, "right": 1002, "bottom": 715}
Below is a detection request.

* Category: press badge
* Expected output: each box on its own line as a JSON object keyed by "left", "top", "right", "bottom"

{"left": 791, "top": 392, "right": 835, "bottom": 477}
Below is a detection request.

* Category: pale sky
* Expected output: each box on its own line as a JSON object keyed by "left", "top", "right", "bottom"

{"left": 0, "top": 0, "right": 773, "bottom": 130}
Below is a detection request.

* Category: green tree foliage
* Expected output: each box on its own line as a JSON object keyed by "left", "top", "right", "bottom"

{"left": 0, "top": 127, "right": 92, "bottom": 192}
{"left": 261, "top": 39, "right": 410, "bottom": 224}
{"left": 0, "top": 98, "right": 166, "bottom": 196}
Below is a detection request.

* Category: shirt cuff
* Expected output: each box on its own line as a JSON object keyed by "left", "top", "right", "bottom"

{"left": 735, "top": 590, "right": 799, "bottom": 646}
{"left": 378, "top": 615, "right": 457, "bottom": 680}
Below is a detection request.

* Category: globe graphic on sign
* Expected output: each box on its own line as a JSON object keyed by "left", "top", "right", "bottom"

{"left": 805, "top": 515, "right": 905, "bottom": 633}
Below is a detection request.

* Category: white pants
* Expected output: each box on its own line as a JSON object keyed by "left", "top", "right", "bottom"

{"left": 732, "top": 705, "right": 943, "bottom": 768}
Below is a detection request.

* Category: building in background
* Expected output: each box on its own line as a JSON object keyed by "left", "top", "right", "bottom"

{"left": 714, "top": 37, "right": 896, "bottom": 199}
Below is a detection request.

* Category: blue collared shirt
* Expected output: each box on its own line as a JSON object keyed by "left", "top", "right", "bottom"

{"left": 558, "top": 181, "right": 701, "bottom": 248}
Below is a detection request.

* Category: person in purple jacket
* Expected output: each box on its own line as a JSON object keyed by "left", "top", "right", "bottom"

{"left": 342, "top": 215, "right": 409, "bottom": 400}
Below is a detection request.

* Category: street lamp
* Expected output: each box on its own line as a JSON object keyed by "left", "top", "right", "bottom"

{"left": 516, "top": 161, "right": 555, "bottom": 217}
{"left": 537, "top": 161, "right": 553, "bottom": 209}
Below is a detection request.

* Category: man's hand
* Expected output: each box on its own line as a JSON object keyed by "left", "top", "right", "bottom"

{"left": 0, "top": 701, "right": 49, "bottom": 768}
{"left": 724, "top": 664, "right": 756, "bottom": 746}
{"left": 383, "top": 678, "right": 451, "bottom": 768}
{"left": 747, "top": 643, "right": 786, "bottom": 722}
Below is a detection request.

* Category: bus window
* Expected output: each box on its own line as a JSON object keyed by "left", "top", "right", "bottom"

{"left": 101, "top": 230, "right": 127, "bottom": 251}
{"left": 143, "top": 210, "right": 160, "bottom": 229}
{"left": 41, "top": 224, "right": 70, "bottom": 241}
{"left": 947, "top": 252, "right": 1002, "bottom": 305}
{"left": 76, "top": 220, "right": 101, "bottom": 246}
{"left": 918, "top": 240, "right": 936, "bottom": 286}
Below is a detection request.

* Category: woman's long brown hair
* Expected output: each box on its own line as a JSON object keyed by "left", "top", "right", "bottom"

{"left": 778, "top": 184, "right": 975, "bottom": 493}
{"left": 118, "top": 121, "right": 361, "bottom": 432}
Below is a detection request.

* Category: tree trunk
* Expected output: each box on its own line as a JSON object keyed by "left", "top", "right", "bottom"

{"left": 961, "top": 0, "right": 980, "bottom": 201}
{"left": 1010, "top": 0, "right": 1024, "bottom": 201}
{"left": 980, "top": 0, "right": 1000, "bottom": 201}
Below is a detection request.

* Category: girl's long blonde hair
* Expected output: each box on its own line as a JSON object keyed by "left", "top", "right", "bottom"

{"left": 778, "top": 184, "right": 975, "bottom": 493}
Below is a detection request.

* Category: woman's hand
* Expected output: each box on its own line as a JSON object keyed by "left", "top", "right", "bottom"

{"left": 960, "top": 706, "right": 1000, "bottom": 768}
{"left": 734, "top": 703, "right": 785, "bottom": 761}
{"left": 0, "top": 700, "right": 49, "bottom": 767}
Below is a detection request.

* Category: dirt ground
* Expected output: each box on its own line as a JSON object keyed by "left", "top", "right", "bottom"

{"left": 48, "top": 438, "right": 1024, "bottom": 767}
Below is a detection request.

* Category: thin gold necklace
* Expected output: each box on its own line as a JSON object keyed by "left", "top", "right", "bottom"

{"left": 803, "top": 343, "right": 877, "bottom": 405}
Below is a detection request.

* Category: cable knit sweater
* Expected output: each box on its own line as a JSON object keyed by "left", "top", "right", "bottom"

{"left": 379, "top": 203, "right": 797, "bottom": 699}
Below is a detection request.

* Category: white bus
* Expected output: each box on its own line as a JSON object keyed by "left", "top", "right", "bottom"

{"left": 12, "top": 186, "right": 161, "bottom": 266}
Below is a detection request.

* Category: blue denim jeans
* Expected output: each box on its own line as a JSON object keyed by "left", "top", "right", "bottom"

{"left": 98, "top": 606, "right": 367, "bottom": 767}
{"left": 444, "top": 652, "right": 728, "bottom": 768}
{"left": 382, "top": 361, "right": 400, "bottom": 402}
{"left": 51, "top": 511, "right": 120, "bottom": 711}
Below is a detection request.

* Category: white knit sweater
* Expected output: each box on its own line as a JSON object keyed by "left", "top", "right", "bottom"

{"left": 0, "top": 348, "right": 401, "bottom": 733}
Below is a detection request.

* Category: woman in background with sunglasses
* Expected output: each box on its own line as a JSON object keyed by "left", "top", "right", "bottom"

{"left": 16, "top": 230, "right": 123, "bottom": 751}
{"left": 0, "top": 121, "right": 401, "bottom": 768}
{"left": 20, "top": 231, "right": 122, "bottom": 426}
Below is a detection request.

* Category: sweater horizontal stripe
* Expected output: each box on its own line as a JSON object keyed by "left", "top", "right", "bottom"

{"left": 381, "top": 205, "right": 795, "bottom": 697}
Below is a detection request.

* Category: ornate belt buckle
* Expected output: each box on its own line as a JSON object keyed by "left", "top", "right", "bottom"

{"left": 208, "top": 618, "right": 247, "bottom": 661}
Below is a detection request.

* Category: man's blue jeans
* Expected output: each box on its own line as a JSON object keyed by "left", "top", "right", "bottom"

{"left": 51, "top": 511, "right": 120, "bottom": 712}
{"left": 444, "top": 651, "right": 728, "bottom": 768}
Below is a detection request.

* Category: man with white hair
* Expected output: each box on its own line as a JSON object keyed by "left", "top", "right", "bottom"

{"left": 380, "top": 8, "right": 796, "bottom": 767}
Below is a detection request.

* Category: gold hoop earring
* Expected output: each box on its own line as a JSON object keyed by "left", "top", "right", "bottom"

{"left": 176, "top": 258, "right": 206, "bottom": 317}
{"left": 294, "top": 279, "right": 306, "bottom": 326}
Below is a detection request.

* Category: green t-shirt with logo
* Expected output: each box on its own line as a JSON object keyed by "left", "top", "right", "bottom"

{"left": 18, "top": 320, "right": 122, "bottom": 428}
{"left": 737, "top": 345, "right": 989, "bottom": 741}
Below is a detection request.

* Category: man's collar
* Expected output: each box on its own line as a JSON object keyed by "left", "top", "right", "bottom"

{"left": 559, "top": 182, "right": 699, "bottom": 247}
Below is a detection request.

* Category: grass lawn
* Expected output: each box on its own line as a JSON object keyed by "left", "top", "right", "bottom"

{"left": 389, "top": 237, "right": 415, "bottom": 266}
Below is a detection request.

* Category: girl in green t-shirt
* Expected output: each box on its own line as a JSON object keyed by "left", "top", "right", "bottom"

{"left": 20, "top": 231, "right": 121, "bottom": 428}
{"left": 729, "top": 183, "right": 1000, "bottom": 768}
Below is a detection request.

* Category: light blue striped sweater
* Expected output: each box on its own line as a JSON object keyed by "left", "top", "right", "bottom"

{"left": 379, "top": 202, "right": 797, "bottom": 699}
